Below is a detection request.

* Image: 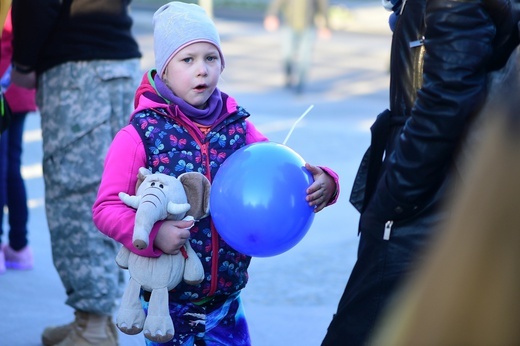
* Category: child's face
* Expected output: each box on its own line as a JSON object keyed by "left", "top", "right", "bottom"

{"left": 163, "top": 42, "right": 222, "bottom": 109}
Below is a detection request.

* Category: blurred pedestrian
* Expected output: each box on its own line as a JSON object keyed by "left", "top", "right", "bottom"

{"left": 10, "top": 0, "right": 142, "bottom": 345}
{"left": 0, "top": 2, "right": 37, "bottom": 274}
{"left": 321, "top": 0, "right": 519, "bottom": 345}
{"left": 264, "top": 0, "right": 331, "bottom": 94}
{"left": 0, "top": 0, "right": 12, "bottom": 135}
{"left": 92, "top": 2, "right": 340, "bottom": 344}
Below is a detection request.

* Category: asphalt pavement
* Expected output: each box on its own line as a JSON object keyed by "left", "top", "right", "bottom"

{"left": 0, "top": 3, "right": 392, "bottom": 345}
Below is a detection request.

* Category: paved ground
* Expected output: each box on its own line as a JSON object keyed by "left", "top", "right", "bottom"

{"left": 0, "top": 3, "right": 392, "bottom": 345}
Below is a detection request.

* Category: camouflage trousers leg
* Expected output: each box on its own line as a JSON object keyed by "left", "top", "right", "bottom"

{"left": 37, "top": 59, "right": 141, "bottom": 315}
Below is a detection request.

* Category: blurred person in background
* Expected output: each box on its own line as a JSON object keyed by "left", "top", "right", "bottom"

{"left": 0, "top": 1, "right": 37, "bottom": 274}
{"left": 264, "top": 0, "right": 331, "bottom": 94}
{"left": 10, "top": 0, "right": 141, "bottom": 345}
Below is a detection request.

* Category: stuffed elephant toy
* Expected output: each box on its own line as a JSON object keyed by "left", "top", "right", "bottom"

{"left": 115, "top": 167, "right": 211, "bottom": 343}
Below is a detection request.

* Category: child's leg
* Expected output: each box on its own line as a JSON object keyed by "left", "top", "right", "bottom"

{"left": 0, "top": 124, "right": 7, "bottom": 244}
{"left": 5, "top": 111, "right": 28, "bottom": 250}
{"left": 202, "top": 293, "right": 251, "bottom": 346}
{"left": 140, "top": 292, "right": 198, "bottom": 346}
{"left": 140, "top": 292, "right": 250, "bottom": 346}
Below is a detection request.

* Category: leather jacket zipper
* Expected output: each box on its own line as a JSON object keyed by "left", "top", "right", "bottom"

{"left": 400, "top": 0, "right": 408, "bottom": 15}
{"left": 384, "top": 220, "right": 394, "bottom": 240}
{"left": 410, "top": 37, "right": 425, "bottom": 48}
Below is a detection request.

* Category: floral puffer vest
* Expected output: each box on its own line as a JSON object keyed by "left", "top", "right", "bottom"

{"left": 130, "top": 107, "right": 252, "bottom": 301}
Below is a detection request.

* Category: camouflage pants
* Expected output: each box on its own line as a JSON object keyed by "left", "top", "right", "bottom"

{"left": 37, "top": 59, "right": 141, "bottom": 315}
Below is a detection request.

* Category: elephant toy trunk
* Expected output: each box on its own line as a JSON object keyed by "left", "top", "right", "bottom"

{"left": 132, "top": 200, "right": 169, "bottom": 250}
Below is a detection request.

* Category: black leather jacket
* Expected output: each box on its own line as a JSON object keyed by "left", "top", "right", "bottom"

{"left": 351, "top": 0, "right": 518, "bottom": 236}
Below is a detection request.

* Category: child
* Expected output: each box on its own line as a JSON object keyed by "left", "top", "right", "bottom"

{"left": 0, "top": 5, "right": 37, "bottom": 274}
{"left": 92, "top": 2, "right": 339, "bottom": 345}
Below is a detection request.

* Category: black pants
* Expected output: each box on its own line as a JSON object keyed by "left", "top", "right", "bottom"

{"left": 322, "top": 210, "right": 439, "bottom": 346}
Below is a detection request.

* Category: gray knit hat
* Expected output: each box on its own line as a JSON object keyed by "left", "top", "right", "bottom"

{"left": 153, "top": 1, "right": 225, "bottom": 76}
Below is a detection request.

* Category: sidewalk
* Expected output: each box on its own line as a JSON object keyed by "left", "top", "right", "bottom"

{"left": 0, "top": 3, "right": 391, "bottom": 345}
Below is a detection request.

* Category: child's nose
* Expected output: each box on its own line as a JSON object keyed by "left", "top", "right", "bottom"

{"left": 197, "top": 62, "right": 208, "bottom": 76}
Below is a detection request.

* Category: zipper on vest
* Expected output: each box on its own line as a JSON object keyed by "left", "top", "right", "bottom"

{"left": 200, "top": 139, "right": 219, "bottom": 296}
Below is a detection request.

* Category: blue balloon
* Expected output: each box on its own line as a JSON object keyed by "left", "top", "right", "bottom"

{"left": 210, "top": 142, "right": 315, "bottom": 257}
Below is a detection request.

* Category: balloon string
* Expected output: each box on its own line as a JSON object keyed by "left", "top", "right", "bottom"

{"left": 283, "top": 104, "right": 314, "bottom": 145}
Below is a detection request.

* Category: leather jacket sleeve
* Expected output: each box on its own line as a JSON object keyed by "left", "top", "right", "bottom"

{"left": 365, "top": 0, "right": 515, "bottom": 223}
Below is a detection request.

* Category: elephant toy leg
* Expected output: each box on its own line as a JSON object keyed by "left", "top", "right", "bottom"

{"left": 116, "top": 277, "right": 146, "bottom": 335}
{"left": 143, "top": 287, "right": 175, "bottom": 343}
{"left": 183, "top": 242, "right": 204, "bottom": 285}
{"left": 115, "top": 246, "right": 131, "bottom": 269}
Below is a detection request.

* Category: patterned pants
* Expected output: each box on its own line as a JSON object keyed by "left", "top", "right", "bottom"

{"left": 37, "top": 59, "right": 141, "bottom": 315}
{"left": 141, "top": 291, "right": 251, "bottom": 346}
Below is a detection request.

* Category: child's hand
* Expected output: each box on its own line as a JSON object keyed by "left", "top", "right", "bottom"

{"left": 305, "top": 163, "right": 336, "bottom": 213}
{"left": 154, "top": 219, "right": 194, "bottom": 255}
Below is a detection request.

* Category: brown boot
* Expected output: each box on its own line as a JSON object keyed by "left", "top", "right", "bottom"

{"left": 42, "top": 320, "right": 75, "bottom": 346}
{"left": 41, "top": 311, "right": 118, "bottom": 346}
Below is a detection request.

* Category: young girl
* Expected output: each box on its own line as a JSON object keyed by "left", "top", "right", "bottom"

{"left": 0, "top": 6, "right": 37, "bottom": 274}
{"left": 93, "top": 2, "right": 339, "bottom": 345}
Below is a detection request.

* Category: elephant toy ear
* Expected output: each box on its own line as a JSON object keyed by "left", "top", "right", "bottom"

{"left": 135, "top": 167, "right": 152, "bottom": 192}
{"left": 178, "top": 172, "right": 211, "bottom": 220}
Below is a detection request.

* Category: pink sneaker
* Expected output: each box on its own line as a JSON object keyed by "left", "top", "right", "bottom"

{"left": 4, "top": 245, "right": 33, "bottom": 270}
{"left": 0, "top": 247, "right": 5, "bottom": 274}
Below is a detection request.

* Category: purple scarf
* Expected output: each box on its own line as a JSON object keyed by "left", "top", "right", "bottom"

{"left": 154, "top": 74, "right": 223, "bottom": 126}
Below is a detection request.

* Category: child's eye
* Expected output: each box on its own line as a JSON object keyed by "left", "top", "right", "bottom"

{"left": 206, "top": 56, "right": 217, "bottom": 62}
{"left": 182, "top": 57, "right": 193, "bottom": 63}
